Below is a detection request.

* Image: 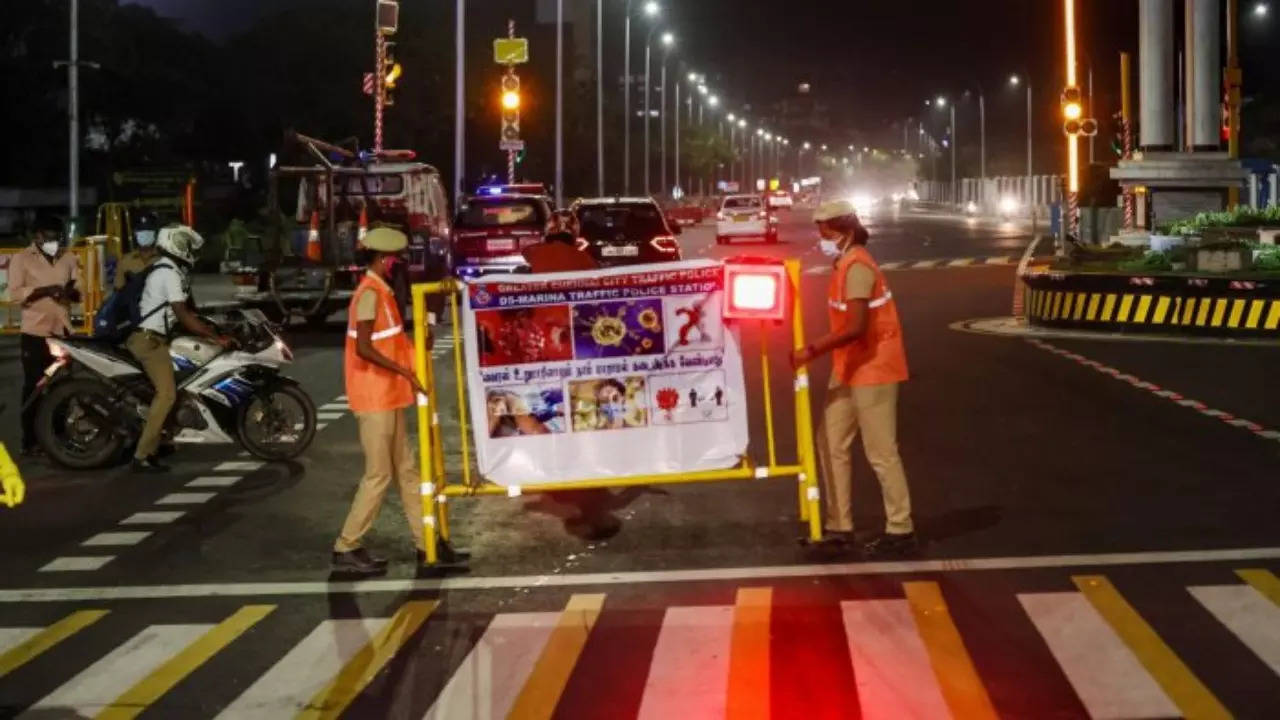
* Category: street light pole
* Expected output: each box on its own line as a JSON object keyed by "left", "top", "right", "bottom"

{"left": 950, "top": 104, "right": 957, "bottom": 205}
{"left": 596, "top": 0, "right": 603, "bottom": 196}
{"left": 623, "top": 4, "right": 631, "bottom": 195}
{"left": 68, "top": 0, "right": 80, "bottom": 226}
{"left": 660, "top": 59, "right": 667, "bottom": 197}
{"left": 555, "top": 0, "right": 564, "bottom": 208}
{"left": 454, "top": 0, "right": 465, "bottom": 203}
{"left": 644, "top": 37, "right": 651, "bottom": 195}
{"left": 674, "top": 79, "right": 681, "bottom": 197}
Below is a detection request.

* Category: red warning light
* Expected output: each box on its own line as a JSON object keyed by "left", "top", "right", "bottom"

{"left": 724, "top": 260, "right": 788, "bottom": 320}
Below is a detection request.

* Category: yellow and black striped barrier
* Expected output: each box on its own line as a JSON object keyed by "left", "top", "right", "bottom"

{"left": 1023, "top": 273, "right": 1280, "bottom": 337}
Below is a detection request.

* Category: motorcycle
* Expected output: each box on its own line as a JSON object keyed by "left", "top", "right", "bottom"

{"left": 31, "top": 309, "right": 316, "bottom": 469}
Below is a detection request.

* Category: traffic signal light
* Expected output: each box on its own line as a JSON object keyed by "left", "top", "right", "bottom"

{"left": 500, "top": 73, "right": 521, "bottom": 147}
{"left": 502, "top": 90, "right": 520, "bottom": 110}
{"left": 1061, "top": 86, "right": 1083, "bottom": 120}
{"left": 376, "top": 0, "right": 399, "bottom": 34}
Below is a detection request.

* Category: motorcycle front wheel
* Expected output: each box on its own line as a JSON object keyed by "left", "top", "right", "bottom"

{"left": 236, "top": 384, "right": 316, "bottom": 461}
{"left": 35, "top": 378, "right": 126, "bottom": 469}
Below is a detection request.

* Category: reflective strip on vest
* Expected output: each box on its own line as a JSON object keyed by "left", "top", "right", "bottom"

{"left": 346, "top": 325, "right": 404, "bottom": 341}
{"left": 828, "top": 290, "right": 893, "bottom": 313}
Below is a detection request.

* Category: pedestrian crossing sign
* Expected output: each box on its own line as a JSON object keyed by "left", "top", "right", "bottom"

{"left": 494, "top": 38, "right": 529, "bottom": 65}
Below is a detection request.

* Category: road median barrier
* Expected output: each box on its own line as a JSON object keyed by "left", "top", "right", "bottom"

{"left": 1022, "top": 269, "right": 1280, "bottom": 338}
{"left": 409, "top": 258, "right": 825, "bottom": 566}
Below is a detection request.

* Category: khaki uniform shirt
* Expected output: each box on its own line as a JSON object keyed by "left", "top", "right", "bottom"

{"left": 6, "top": 245, "right": 81, "bottom": 337}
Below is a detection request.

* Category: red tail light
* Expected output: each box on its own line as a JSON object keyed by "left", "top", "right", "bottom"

{"left": 649, "top": 236, "right": 679, "bottom": 254}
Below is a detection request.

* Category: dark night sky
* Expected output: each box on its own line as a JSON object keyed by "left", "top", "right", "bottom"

{"left": 127, "top": 1, "right": 1274, "bottom": 175}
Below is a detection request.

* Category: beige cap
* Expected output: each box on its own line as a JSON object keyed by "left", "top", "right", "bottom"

{"left": 362, "top": 227, "right": 408, "bottom": 252}
{"left": 813, "top": 199, "right": 857, "bottom": 223}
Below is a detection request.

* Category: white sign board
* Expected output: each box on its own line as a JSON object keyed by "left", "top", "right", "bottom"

{"left": 462, "top": 260, "right": 748, "bottom": 486}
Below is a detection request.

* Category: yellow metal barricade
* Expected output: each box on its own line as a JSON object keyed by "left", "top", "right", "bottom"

{"left": 410, "top": 259, "right": 823, "bottom": 565}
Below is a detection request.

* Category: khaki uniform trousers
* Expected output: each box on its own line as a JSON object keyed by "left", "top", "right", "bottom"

{"left": 125, "top": 331, "right": 176, "bottom": 461}
{"left": 817, "top": 381, "right": 914, "bottom": 535}
{"left": 335, "top": 409, "right": 426, "bottom": 552}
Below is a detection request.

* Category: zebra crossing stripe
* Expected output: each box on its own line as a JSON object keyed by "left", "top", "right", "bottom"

{"left": 297, "top": 600, "right": 437, "bottom": 720}
{"left": 0, "top": 611, "right": 106, "bottom": 679}
{"left": 25, "top": 624, "right": 213, "bottom": 718}
{"left": 840, "top": 599, "right": 952, "bottom": 719}
{"left": 215, "top": 618, "right": 390, "bottom": 719}
{"left": 1237, "top": 568, "right": 1280, "bottom": 608}
{"left": 637, "top": 606, "right": 734, "bottom": 720}
{"left": 425, "top": 612, "right": 562, "bottom": 720}
{"left": 98, "top": 606, "right": 275, "bottom": 720}
{"left": 726, "top": 587, "right": 773, "bottom": 719}
{"left": 1020, "top": 591, "right": 1179, "bottom": 719}
{"left": 1189, "top": 584, "right": 1280, "bottom": 677}
{"left": 507, "top": 594, "right": 606, "bottom": 720}
{"left": 904, "top": 581, "right": 999, "bottom": 720}
{"left": 1073, "top": 575, "right": 1231, "bottom": 720}
{"left": 948, "top": 258, "right": 974, "bottom": 267}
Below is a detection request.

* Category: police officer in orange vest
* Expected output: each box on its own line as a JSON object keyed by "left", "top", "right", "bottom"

{"left": 332, "top": 227, "right": 456, "bottom": 573}
{"left": 791, "top": 200, "right": 916, "bottom": 556}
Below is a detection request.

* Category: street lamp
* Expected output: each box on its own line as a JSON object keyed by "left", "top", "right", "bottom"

{"left": 932, "top": 96, "right": 957, "bottom": 204}
{"left": 642, "top": 23, "right": 669, "bottom": 196}
{"left": 624, "top": 1, "right": 661, "bottom": 195}
{"left": 1255, "top": 2, "right": 1269, "bottom": 17}
{"left": 1011, "top": 72, "right": 1033, "bottom": 206}
{"left": 659, "top": 32, "right": 674, "bottom": 199}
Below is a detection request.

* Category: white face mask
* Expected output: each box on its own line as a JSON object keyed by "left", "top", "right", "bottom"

{"left": 818, "top": 238, "right": 843, "bottom": 258}
{"left": 135, "top": 230, "right": 157, "bottom": 248}
{"left": 40, "top": 241, "right": 60, "bottom": 257}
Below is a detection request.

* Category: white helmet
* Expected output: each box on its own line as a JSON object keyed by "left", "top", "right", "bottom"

{"left": 157, "top": 224, "right": 205, "bottom": 266}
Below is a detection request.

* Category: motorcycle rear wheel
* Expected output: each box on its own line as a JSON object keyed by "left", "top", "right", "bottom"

{"left": 35, "top": 378, "right": 126, "bottom": 469}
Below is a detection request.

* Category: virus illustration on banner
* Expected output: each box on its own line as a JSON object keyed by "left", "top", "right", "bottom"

{"left": 572, "top": 298, "right": 666, "bottom": 359}
{"left": 655, "top": 387, "right": 680, "bottom": 422}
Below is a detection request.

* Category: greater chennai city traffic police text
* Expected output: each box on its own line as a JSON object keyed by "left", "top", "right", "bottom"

{"left": 332, "top": 227, "right": 464, "bottom": 573}
{"left": 791, "top": 200, "right": 917, "bottom": 557}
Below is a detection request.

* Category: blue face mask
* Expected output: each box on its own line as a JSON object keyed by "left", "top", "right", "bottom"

{"left": 599, "top": 402, "right": 626, "bottom": 422}
{"left": 135, "top": 230, "right": 157, "bottom": 248}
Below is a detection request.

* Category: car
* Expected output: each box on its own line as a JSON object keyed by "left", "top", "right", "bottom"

{"left": 765, "top": 190, "right": 794, "bottom": 210}
{"left": 715, "top": 194, "right": 777, "bottom": 245}
{"left": 571, "top": 197, "right": 683, "bottom": 266}
{"left": 664, "top": 203, "right": 706, "bottom": 227}
{"left": 452, "top": 194, "right": 553, "bottom": 277}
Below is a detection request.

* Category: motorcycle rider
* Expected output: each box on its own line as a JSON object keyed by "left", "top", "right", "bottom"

{"left": 115, "top": 212, "right": 160, "bottom": 290}
{"left": 126, "top": 225, "right": 233, "bottom": 474}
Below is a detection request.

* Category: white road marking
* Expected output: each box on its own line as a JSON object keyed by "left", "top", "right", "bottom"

{"left": 214, "top": 461, "right": 263, "bottom": 472}
{"left": 911, "top": 259, "right": 942, "bottom": 269}
{"left": 1189, "top": 584, "right": 1280, "bottom": 676}
{"left": 187, "top": 476, "right": 241, "bottom": 488}
{"left": 119, "top": 511, "right": 185, "bottom": 525}
{"left": 841, "top": 599, "right": 950, "bottom": 720}
{"left": 22, "top": 624, "right": 212, "bottom": 718}
{"left": 215, "top": 618, "right": 388, "bottom": 719}
{"left": 637, "top": 606, "right": 734, "bottom": 720}
{"left": 0, "top": 627, "right": 41, "bottom": 655}
{"left": 424, "top": 612, "right": 560, "bottom": 720}
{"left": 1019, "top": 592, "right": 1177, "bottom": 719}
{"left": 985, "top": 256, "right": 1013, "bottom": 265}
{"left": 38, "top": 556, "right": 115, "bottom": 572}
{"left": 156, "top": 492, "right": 216, "bottom": 505}
{"left": 81, "top": 531, "right": 151, "bottom": 547}
{"left": 316, "top": 423, "right": 329, "bottom": 431}
{"left": 316, "top": 412, "right": 345, "bottom": 421}
{"left": 318, "top": 403, "right": 348, "bottom": 411}
{"left": 334, "top": 395, "right": 348, "bottom": 401}
{"left": 947, "top": 257, "right": 975, "bottom": 267}
{"left": 4, "top": 546, "right": 1280, "bottom": 603}
{"left": 878, "top": 262, "right": 905, "bottom": 270}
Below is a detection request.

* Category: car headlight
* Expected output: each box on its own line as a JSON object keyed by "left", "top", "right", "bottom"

{"left": 965, "top": 201, "right": 978, "bottom": 214}
{"left": 999, "top": 196, "right": 1019, "bottom": 214}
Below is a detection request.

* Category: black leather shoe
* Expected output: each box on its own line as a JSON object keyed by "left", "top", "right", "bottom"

{"left": 862, "top": 532, "right": 919, "bottom": 557}
{"left": 331, "top": 548, "right": 387, "bottom": 575}
{"left": 131, "top": 457, "right": 169, "bottom": 474}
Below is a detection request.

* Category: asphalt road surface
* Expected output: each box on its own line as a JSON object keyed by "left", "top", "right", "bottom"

{"left": 1, "top": 205, "right": 1278, "bottom": 718}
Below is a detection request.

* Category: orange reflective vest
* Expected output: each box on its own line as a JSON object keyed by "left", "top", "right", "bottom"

{"left": 344, "top": 272, "right": 415, "bottom": 412}
{"left": 828, "top": 245, "right": 909, "bottom": 386}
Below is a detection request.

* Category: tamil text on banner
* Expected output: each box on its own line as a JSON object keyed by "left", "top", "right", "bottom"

{"left": 462, "top": 260, "right": 748, "bottom": 486}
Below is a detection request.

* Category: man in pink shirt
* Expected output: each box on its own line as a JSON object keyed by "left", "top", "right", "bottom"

{"left": 7, "top": 217, "right": 81, "bottom": 456}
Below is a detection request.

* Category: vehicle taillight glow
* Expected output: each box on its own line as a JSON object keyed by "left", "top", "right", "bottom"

{"left": 649, "top": 236, "right": 679, "bottom": 253}
{"left": 724, "top": 261, "right": 788, "bottom": 320}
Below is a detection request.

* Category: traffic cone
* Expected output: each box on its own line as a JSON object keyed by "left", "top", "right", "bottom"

{"left": 305, "top": 210, "right": 322, "bottom": 262}
{"left": 357, "top": 205, "right": 368, "bottom": 247}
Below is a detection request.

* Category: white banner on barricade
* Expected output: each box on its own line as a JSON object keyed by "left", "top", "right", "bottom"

{"left": 461, "top": 260, "right": 749, "bottom": 486}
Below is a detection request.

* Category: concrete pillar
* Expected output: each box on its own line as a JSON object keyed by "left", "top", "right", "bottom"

{"left": 1139, "top": 0, "right": 1175, "bottom": 151}
{"left": 1191, "top": 0, "right": 1222, "bottom": 150}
